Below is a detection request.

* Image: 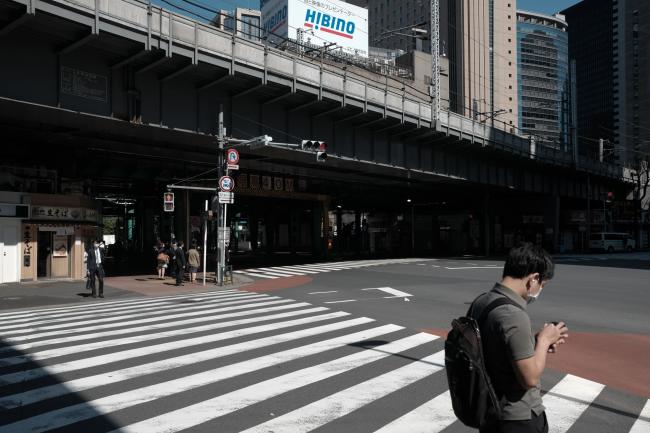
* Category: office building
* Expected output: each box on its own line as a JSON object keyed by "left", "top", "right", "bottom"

{"left": 360, "top": 0, "right": 518, "bottom": 129}
{"left": 562, "top": 0, "right": 614, "bottom": 160}
{"left": 516, "top": 11, "right": 569, "bottom": 150}
{"left": 613, "top": 0, "right": 650, "bottom": 164}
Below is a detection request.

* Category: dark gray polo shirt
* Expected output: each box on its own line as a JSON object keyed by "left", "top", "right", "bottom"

{"left": 470, "top": 283, "right": 545, "bottom": 420}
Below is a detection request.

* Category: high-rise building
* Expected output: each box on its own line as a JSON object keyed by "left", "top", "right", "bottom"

{"left": 562, "top": 0, "right": 614, "bottom": 160}
{"left": 447, "top": 0, "right": 518, "bottom": 130}
{"left": 564, "top": 0, "right": 650, "bottom": 164}
{"left": 363, "top": 0, "right": 518, "bottom": 129}
{"left": 516, "top": 11, "right": 569, "bottom": 150}
{"left": 613, "top": 1, "right": 650, "bottom": 165}
{"left": 360, "top": 0, "right": 444, "bottom": 55}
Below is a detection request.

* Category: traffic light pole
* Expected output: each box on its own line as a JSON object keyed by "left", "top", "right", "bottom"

{"left": 217, "top": 106, "right": 226, "bottom": 286}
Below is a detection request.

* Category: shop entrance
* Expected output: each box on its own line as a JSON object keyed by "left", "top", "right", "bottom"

{"left": 37, "top": 231, "right": 52, "bottom": 278}
{"left": 37, "top": 230, "right": 72, "bottom": 278}
{"left": 0, "top": 224, "right": 19, "bottom": 284}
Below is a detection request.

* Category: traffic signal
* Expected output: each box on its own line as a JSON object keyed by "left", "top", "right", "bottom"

{"left": 607, "top": 191, "right": 614, "bottom": 201}
{"left": 301, "top": 140, "right": 327, "bottom": 162}
{"left": 163, "top": 192, "right": 174, "bottom": 212}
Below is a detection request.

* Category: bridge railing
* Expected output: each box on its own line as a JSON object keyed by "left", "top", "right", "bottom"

{"left": 24, "top": 0, "right": 623, "bottom": 178}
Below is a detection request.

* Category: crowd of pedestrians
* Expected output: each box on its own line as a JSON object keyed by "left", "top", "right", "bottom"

{"left": 153, "top": 239, "right": 202, "bottom": 286}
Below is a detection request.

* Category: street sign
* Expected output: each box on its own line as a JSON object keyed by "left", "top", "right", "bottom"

{"left": 219, "top": 176, "right": 235, "bottom": 192}
{"left": 226, "top": 148, "right": 240, "bottom": 165}
{"left": 227, "top": 164, "right": 239, "bottom": 171}
{"left": 218, "top": 191, "right": 234, "bottom": 204}
{"left": 163, "top": 192, "right": 174, "bottom": 212}
{"left": 218, "top": 227, "right": 230, "bottom": 243}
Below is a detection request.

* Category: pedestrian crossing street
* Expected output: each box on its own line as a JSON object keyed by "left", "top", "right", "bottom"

{"left": 0, "top": 290, "right": 648, "bottom": 433}
{"left": 233, "top": 258, "right": 427, "bottom": 279}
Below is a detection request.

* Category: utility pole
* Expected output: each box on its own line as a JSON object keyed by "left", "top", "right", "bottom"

{"left": 217, "top": 105, "right": 226, "bottom": 286}
{"left": 430, "top": 0, "right": 440, "bottom": 123}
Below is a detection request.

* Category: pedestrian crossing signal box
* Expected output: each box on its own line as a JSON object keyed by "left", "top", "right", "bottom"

{"left": 163, "top": 192, "right": 174, "bottom": 212}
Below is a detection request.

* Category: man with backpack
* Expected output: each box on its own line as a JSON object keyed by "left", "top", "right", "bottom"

{"left": 446, "top": 243, "right": 569, "bottom": 433}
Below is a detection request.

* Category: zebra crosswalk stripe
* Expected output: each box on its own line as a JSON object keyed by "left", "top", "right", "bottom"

{"left": 0, "top": 292, "right": 262, "bottom": 331}
{"left": 0, "top": 288, "right": 647, "bottom": 433}
{"left": 373, "top": 390, "right": 456, "bottom": 433}
{"left": 629, "top": 399, "right": 650, "bottom": 433}
{"left": 240, "top": 351, "right": 446, "bottom": 433}
{"left": 256, "top": 267, "right": 308, "bottom": 276}
{"left": 544, "top": 374, "right": 605, "bottom": 433}
{"left": 0, "top": 311, "right": 351, "bottom": 385}
{"left": 0, "top": 289, "right": 242, "bottom": 321}
{"left": 1, "top": 318, "right": 387, "bottom": 410}
{"left": 3, "top": 296, "right": 287, "bottom": 343}
{"left": 0, "top": 305, "right": 326, "bottom": 367}
{"left": 109, "top": 333, "right": 438, "bottom": 433}
{"left": 2, "top": 300, "right": 306, "bottom": 353}
{"left": 237, "top": 259, "right": 428, "bottom": 278}
{"left": 234, "top": 270, "right": 278, "bottom": 279}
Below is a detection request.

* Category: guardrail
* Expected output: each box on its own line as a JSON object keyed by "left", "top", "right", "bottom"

{"left": 11, "top": 0, "right": 625, "bottom": 178}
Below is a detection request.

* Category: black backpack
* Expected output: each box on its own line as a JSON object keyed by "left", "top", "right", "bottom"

{"left": 444, "top": 294, "right": 523, "bottom": 428}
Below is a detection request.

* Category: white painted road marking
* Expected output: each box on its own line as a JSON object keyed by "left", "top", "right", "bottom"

{"left": 362, "top": 287, "right": 413, "bottom": 298}
{"left": 241, "top": 351, "right": 445, "bottom": 433}
{"left": 0, "top": 289, "right": 645, "bottom": 433}
{"left": 308, "top": 291, "right": 339, "bottom": 294}
{"left": 108, "top": 333, "right": 438, "bottom": 433}
{"left": 629, "top": 399, "right": 650, "bottom": 433}
{"left": 0, "top": 311, "right": 351, "bottom": 385}
{"left": 544, "top": 374, "right": 605, "bottom": 433}
{"left": 1, "top": 318, "right": 387, "bottom": 410}
{"left": 374, "top": 390, "right": 456, "bottom": 433}
{"left": 444, "top": 266, "right": 502, "bottom": 270}
{"left": 324, "top": 299, "right": 357, "bottom": 304}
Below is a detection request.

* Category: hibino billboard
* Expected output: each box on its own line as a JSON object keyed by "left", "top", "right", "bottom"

{"left": 262, "top": 0, "right": 369, "bottom": 58}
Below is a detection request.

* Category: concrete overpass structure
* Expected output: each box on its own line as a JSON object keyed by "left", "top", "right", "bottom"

{"left": 0, "top": 0, "right": 630, "bottom": 274}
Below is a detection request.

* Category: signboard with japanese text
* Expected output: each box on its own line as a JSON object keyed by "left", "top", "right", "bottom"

{"left": 262, "top": 0, "right": 369, "bottom": 57}
{"left": 218, "top": 191, "right": 234, "bottom": 204}
{"left": 31, "top": 206, "right": 97, "bottom": 222}
{"left": 262, "top": 176, "right": 273, "bottom": 190}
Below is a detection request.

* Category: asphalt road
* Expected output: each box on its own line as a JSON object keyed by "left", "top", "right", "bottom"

{"left": 0, "top": 255, "right": 648, "bottom": 433}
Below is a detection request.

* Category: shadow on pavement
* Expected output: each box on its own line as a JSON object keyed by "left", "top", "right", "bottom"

{"left": 0, "top": 337, "right": 123, "bottom": 432}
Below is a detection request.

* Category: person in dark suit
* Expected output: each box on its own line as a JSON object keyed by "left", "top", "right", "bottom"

{"left": 86, "top": 239, "right": 106, "bottom": 298}
{"left": 171, "top": 241, "right": 186, "bottom": 286}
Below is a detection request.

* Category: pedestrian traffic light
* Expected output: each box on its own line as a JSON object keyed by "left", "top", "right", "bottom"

{"left": 163, "top": 192, "right": 174, "bottom": 212}
{"left": 301, "top": 140, "right": 327, "bottom": 162}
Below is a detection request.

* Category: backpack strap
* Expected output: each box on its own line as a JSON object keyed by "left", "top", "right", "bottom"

{"left": 476, "top": 296, "right": 523, "bottom": 328}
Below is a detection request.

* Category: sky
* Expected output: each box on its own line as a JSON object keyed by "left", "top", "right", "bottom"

{"left": 517, "top": 0, "right": 582, "bottom": 14}
{"left": 152, "top": 0, "right": 585, "bottom": 22}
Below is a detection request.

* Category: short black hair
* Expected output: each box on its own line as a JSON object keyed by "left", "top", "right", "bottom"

{"left": 502, "top": 242, "right": 554, "bottom": 281}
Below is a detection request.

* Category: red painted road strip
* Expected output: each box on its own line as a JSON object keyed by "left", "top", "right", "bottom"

{"left": 421, "top": 328, "right": 650, "bottom": 398}
{"left": 244, "top": 275, "right": 313, "bottom": 293}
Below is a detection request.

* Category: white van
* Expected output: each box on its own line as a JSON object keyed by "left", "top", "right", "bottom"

{"left": 589, "top": 232, "right": 635, "bottom": 252}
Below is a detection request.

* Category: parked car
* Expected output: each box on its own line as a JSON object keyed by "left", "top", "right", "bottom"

{"left": 589, "top": 232, "right": 635, "bottom": 252}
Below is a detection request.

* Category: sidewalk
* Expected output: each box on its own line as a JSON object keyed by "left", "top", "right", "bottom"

{"left": 0, "top": 273, "right": 254, "bottom": 312}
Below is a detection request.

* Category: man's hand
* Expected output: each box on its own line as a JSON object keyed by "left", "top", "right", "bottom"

{"left": 538, "top": 322, "right": 569, "bottom": 353}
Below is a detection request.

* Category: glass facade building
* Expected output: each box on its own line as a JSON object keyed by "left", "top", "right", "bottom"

{"left": 517, "top": 11, "right": 569, "bottom": 150}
